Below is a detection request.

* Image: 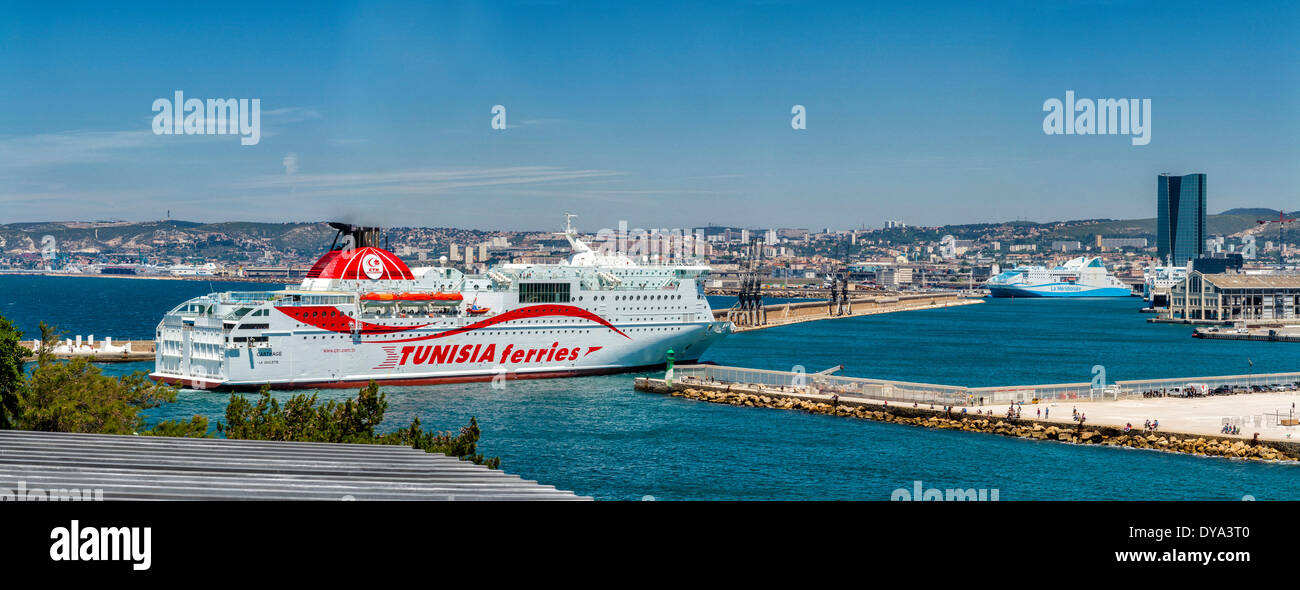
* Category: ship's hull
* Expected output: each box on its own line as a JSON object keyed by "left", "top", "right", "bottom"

{"left": 987, "top": 283, "right": 1132, "bottom": 298}
{"left": 153, "top": 360, "right": 697, "bottom": 391}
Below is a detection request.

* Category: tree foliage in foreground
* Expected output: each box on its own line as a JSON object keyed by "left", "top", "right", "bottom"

{"left": 219, "top": 381, "right": 501, "bottom": 468}
{"left": 0, "top": 314, "right": 29, "bottom": 430}
{"left": 0, "top": 314, "right": 497, "bottom": 465}
{"left": 21, "top": 322, "right": 186, "bottom": 435}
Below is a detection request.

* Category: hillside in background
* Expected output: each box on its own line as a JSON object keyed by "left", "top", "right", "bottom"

{"left": 0, "top": 220, "right": 336, "bottom": 262}
{"left": 1218, "top": 208, "right": 1298, "bottom": 217}
{"left": 1043, "top": 211, "right": 1300, "bottom": 242}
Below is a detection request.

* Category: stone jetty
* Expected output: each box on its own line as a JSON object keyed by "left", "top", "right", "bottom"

{"left": 635, "top": 378, "right": 1299, "bottom": 462}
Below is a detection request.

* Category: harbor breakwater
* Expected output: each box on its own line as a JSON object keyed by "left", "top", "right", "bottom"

{"left": 715, "top": 292, "right": 982, "bottom": 333}
{"left": 635, "top": 378, "right": 1300, "bottom": 462}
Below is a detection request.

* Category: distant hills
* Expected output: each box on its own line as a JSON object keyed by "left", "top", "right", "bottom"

{"left": 1046, "top": 209, "right": 1299, "bottom": 242}
{"left": 1217, "top": 208, "right": 1298, "bottom": 217}
{"left": 0, "top": 220, "right": 335, "bottom": 260}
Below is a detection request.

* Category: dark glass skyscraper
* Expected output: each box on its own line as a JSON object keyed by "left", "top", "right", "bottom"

{"left": 1157, "top": 173, "right": 1206, "bottom": 265}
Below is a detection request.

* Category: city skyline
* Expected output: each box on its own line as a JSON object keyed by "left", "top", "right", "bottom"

{"left": 2, "top": 1, "right": 1297, "bottom": 231}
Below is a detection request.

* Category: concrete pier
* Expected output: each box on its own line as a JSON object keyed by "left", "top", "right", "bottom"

{"left": 635, "top": 380, "right": 1300, "bottom": 461}
{"left": 639, "top": 364, "right": 1300, "bottom": 443}
{"left": 19, "top": 338, "right": 154, "bottom": 362}
{"left": 1193, "top": 326, "right": 1300, "bottom": 342}
{"left": 716, "top": 292, "right": 982, "bottom": 333}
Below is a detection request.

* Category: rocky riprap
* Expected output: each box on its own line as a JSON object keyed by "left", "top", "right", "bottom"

{"left": 665, "top": 386, "right": 1298, "bottom": 462}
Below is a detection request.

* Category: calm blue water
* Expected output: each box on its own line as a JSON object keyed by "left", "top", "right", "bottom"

{"left": 2, "top": 275, "right": 1296, "bottom": 500}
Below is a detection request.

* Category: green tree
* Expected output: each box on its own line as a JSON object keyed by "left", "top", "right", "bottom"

{"left": 145, "top": 416, "right": 213, "bottom": 438}
{"left": 219, "top": 381, "right": 500, "bottom": 468}
{"left": 22, "top": 322, "right": 180, "bottom": 434}
{"left": 0, "top": 313, "right": 28, "bottom": 430}
{"left": 386, "top": 415, "right": 501, "bottom": 469}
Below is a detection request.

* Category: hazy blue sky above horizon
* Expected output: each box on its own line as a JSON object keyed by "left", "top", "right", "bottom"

{"left": 1, "top": 1, "right": 1297, "bottom": 231}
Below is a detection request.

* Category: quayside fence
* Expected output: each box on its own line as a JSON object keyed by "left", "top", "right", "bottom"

{"left": 671, "top": 365, "right": 1300, "bottom": 406}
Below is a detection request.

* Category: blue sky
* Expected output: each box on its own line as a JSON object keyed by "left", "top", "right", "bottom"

{"left": 1, "top": 1, "right": 1296, "bottom": 230}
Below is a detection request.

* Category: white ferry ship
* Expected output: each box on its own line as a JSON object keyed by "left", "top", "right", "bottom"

{"left": 985, "top": 257, "right": 1132, "bottom": 298}
{"left": 150, "top": 219, "right": 731, "bottom": 390}
{"left": 1142, "top": 264, "right": 1188, "bottom": 306}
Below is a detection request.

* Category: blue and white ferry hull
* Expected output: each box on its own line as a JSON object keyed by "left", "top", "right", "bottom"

{"left": 987, "top": 283, "right": 1131, "bottom": 298}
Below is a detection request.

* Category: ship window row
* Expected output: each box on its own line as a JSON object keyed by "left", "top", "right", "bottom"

{"left": 306, "top": 310, "right": 353, "bottom": 318}
{"left": 612, "top": 294, "right": 682, "bottom": 301}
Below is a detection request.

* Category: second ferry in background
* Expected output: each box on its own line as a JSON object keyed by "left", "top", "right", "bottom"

{"left": 985, "top": 257, "right": 1132, "bottom": 298}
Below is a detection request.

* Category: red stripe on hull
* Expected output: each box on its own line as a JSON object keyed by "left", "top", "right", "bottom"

{"left": 150, "top": 361, "right": 698, "bottom": 391}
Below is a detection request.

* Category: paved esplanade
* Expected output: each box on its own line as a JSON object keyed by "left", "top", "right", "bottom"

{"left": 1025, "top": 391, "right": 1300, "bottom": 441}
{"left": 0, "top": 430, "right": 587, "bottom": 500}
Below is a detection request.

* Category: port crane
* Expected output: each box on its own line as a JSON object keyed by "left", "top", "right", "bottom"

{"left": 1256, "top": 210, "right": 1296, "bottom": 259}
{"left": 727, "top": 237, "right": 767, "bottom": 327}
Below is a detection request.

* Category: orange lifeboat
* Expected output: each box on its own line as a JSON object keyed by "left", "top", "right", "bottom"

{"left": 360, "top": 292, "right": 398, "bottom": 302}
{"left": 466, "top": 304, "right": 490, "bottom": 315}
{"left": 429, "top": 292, "right": 463, "bottom": 306}
{"left": 398, "top": 292, "right": 434, "bottom": 301}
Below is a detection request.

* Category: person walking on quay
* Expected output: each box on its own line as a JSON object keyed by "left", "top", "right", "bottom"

{"left": 1037, "top": 408, "right": 1041, "bottom": 419}
{"left": 1044, "top": 407, "right": 1049, "bottom": 419}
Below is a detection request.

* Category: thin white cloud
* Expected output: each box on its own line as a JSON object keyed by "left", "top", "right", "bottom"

{"left": 263, "top": 107, "right": 322, "bottom": 123}
{"left": 0, "top": 130, "right": 157, "bottom": 169}
{"left": 232, "top": 166, "right": 624, "bottom": 197}
{"left": 282, "top": 152, "right": 299, "bottom": 175}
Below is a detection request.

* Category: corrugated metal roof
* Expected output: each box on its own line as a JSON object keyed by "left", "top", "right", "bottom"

{"left": 0, "top": 430, "right": 587, "bottom": 501}
{"left": 1201, "top": 274, "right": 1300, "bottom": 289}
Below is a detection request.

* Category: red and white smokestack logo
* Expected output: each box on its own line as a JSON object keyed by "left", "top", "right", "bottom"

{"left": 361, "top": 253, "right": 384, "bottom": 280}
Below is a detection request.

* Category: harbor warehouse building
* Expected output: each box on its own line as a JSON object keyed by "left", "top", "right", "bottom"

{"left": 1169, "top": 271, "right": 1300, "bottom": 321}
